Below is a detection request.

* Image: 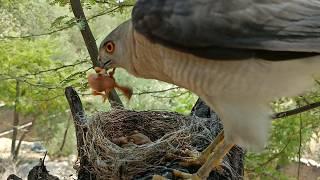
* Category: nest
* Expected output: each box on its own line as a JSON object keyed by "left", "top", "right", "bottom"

{"left": 82, "top": 108, "right": 223, "bottom": 179}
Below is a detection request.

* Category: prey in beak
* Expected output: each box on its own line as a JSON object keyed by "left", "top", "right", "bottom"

{"left": 94, "top": 67, "right": 106, "bottom": 75}
{"left": 88, "top": 67, "right": 133, "bottom": 102}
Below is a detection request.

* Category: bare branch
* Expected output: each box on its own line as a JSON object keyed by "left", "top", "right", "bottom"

{"left": 297, "top": 106, "right": 303, "bottom": 179}
{"left": 71, "top": 0, "right": 105, "bottom": 67}
{"left": 70, "top": 0, "right": 122, "bottom": 106}
{"left": 19, "top": 79, "right": 63, "bottom": 89}
{"left": 11, "top": 80, "right": 20, "bottom": 158}
{"left": 95, "top": 0, "right": 135, "bottom": 7}
{"left": 79, "top": 86, "right": 184, "bottom": 102}
{"left": 0, "top": 122, "right": 33, "bottom": 137}
{"left": 65, "top": 86, "right": 96, "bottom": 180}
{"left": 151, "top": 91, "right": 189, "bottom": 98}
{"left": 33, "top": 94, "right": 65, "bottom": 102}
{"left": 272, "top": 101, "right": 320, "bottom": 119}
{"left": 25, "top": 60, "right": 88, "bottom": 76}
{"left": 0, "top": 26, "right": 72, "bottom": 39}
{"left": 60, "top": 67, "right": 92, "bottom": 84}
{"left": 59, "top": 114, "right": 71, "bottom": 152}
{"left": 14, "top": 119, "right": 35, "bottom": 160}
{"left": 134, "top": 87, "right": 181, "bottom": 96}
{"left": 0, "top": 60, "right": 88, "bottom": 82}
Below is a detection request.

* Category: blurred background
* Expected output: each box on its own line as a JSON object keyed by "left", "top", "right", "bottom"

{"left": 0, "top": 0, "right": 320, "bottom": 179}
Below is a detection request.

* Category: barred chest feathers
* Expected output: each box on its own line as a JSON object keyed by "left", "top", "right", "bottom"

{"left": 131, "top": 30, "right": 320, "bottom": 150}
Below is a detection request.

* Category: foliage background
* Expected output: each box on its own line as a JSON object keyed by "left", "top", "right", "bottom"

{"left": 0, "top": 0, "right": 320, "bottom": 179}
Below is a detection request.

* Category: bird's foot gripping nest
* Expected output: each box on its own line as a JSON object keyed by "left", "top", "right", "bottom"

{"left": 169, "top": 131, "right": 234, "bottom": 180}
{"left": 81, "top": 108, "right": 242, "bottom": 179}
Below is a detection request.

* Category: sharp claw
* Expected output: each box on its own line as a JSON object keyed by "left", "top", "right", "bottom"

{"left": 172, "top": 170, "right": 202, "bottom": 180}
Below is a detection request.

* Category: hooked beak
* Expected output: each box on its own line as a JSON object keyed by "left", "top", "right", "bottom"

{"left": 103, "top": 59, "right": 112, "bottom": 69}
{"left": 98, "top": 55, "right": 112, "bottom": 69}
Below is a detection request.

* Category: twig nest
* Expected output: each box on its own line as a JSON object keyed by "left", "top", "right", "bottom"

{"left": 83, "top": 108, "right": 222, "bottom": 179}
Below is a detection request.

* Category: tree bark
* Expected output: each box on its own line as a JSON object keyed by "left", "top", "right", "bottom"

{"left": 69, "top": 0, "right": 122, "bottom": 107}
{"left": 11, "top": 80, "right": 20, "bottom": 159}
{"left": 65, "top": 86, "right": 96, "bottom": 180}
{"left": 13, "top": 119, "right": 35, "bottom": 160}
{"left": 59, "top": 114, "right": 71, "bottom": 152}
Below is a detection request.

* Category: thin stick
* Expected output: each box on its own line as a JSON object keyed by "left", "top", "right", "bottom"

{"left": 272, "top": 101, "right": 320, "bottom": 119}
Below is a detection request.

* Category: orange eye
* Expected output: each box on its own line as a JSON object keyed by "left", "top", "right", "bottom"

{"left": 105, "top": 41, "right": 115, "bottom": 54}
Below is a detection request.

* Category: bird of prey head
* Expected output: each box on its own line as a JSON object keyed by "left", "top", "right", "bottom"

{"left": 98, "top": 21, "right": 135, "bottom": 73}
{"left": 98, "top": 0, "right": 320, "bottom": 151}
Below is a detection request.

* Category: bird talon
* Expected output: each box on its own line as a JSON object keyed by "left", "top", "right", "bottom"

{"left": 179, "top": 149, "right": 207, "bottom": 167}
{"left": 92, "top": 90, "right": 104, "bottom": 96}
{"left": 172, "top": 131, "right": 234, "bottom": 179}
{"left": 172, "top": 169, "right": 202, "bottom": 180}
{"left": 152, "top": 175, "right": 168, "bottom": 180}
{"left": 213, "top": 165, "right": 224, "bottom": 174}
{"left": 181, "top": 149, "right": 200, "bottom": 158}
{"left": 179, "top": 158, "right": 203, "bottom": 167}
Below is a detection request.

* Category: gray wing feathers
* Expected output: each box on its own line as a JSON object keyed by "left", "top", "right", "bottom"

{"left": 132, "top": 0, "right": 320, "bottom": 53}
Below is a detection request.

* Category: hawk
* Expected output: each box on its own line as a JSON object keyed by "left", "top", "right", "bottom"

{"left": 98, "top": 0, "right": 320, "bottom": 179}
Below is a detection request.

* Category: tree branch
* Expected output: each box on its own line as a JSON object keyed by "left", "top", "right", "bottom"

{"left": 70, "top": 0, "right": 122, "bottom": 107}
{"left": 95, "top": 0, "right": 134, "bottom": 6}
{"left": 0, "top": 60, "right": 88, "bottom": 81}
{"left": 0, "top": 5, "right": 129, "bottom": 40}
{"left": 65, "top": 86, "right": 96, "bottom": 180}
{"left": 14, "top": 119, "right": 35, "bottom": 160}
{"left": 150, "top": 91, "right": 189, "bottom": 98}
{"left": 0, "top": 26, "right": 72, "bottom": 39}
{"left": 25, "top": 60, "right": 88, "bottom": 76}
{"left": 0, "top": 122, "right": 33, "bottom": 137}
{"left": 11, "top": 80, "right": 20, "bottom": 159}
{"left": 272, "top": 101, "right": 320, "bottom": 119}
{"left": 60, "top": 67, "right": 92, "bottom": 84}
{"left": 59, "top": 113, "right": 71, "bottom": 153}
{"left": 134, "top": 87, "right": 181, "bottom": 95}
{"left": 70, "top": 0, "right": 99, "bottom": 67}
{"left": 297, "top": 111, "right": 302, "bottom": 179}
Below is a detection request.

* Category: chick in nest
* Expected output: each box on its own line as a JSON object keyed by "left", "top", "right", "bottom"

{"left": 112, "top": 130, "right": 152, "bottom": 147}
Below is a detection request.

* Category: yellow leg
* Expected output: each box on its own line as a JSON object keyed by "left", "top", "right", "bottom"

{"left": 172, "top": 169, "right": 202, "bottom": 179}
{"left": 92, "top": 90, "right": 108, "bottom": 102}
{"left": 92, "top": 90, "right": 105, "bottom": 97}
{"left": 194, "top": 139, "right": 234, "bottom": 179}
{"left": 153, "top": 131, "right": 234, "bottom": 179}
{"left": 180, "top": 131, "right": 225, "bottom": 166}
{"left": 152, "top": 175, "right": 168, "bottom": 180}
